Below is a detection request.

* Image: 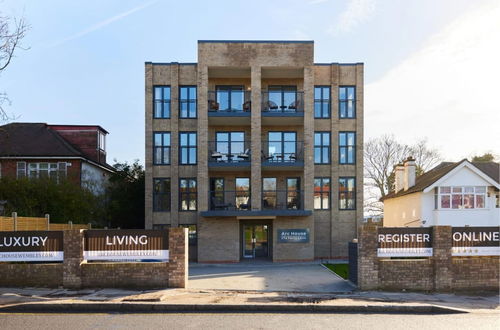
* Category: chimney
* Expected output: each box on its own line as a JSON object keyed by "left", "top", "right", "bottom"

{"left": 394, "top": 163, "right": 405, "bottom": 193}
{"left": 403, "top": 156, "right": 416, "bottom": 190}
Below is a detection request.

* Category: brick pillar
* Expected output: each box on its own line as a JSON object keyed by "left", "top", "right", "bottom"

{"left": 168, "top": 228, "right": 188, "bottom": 288}
{"left": 250, "top": 65, "right": 262, "bottom": 210}
{"left": 63, "top": 230, "right": 84, "bottom": 289}
{"left": 433, "top": 226, "right": 452, "bottom": 291}
{"left": 358, "top": 225, "right": 379, "bottom": 290}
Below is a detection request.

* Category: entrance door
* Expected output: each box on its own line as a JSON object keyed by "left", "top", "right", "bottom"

{"left": 242, "top": 224, "right": 269, "bottom": 259}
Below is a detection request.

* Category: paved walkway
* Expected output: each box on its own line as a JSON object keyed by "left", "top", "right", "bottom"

{"left": 188, "top": 262, "right": 355, "bottom": 293}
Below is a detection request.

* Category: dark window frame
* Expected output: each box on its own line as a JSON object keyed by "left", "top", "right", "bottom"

{"left": 268, "top": 85, "right": 298, "bottom": 109}
{"left": 314, "top": 177, "right": 331, "bottom": 210}
{"left": 179, "top": 85, "right": 197, "bottom": 118}
{"left": 314, "top": 85, "right": 331, "bottom": 118}
{"left": 179, "top": 132, "right": 197, "bottom": 165}
{"left": 153, "top": 131, "right": 171, "bottom": 165}
{"left": 153, "top": 85, "right": 171, "bottom": 119}
{"left": 262, "top": 177, "right": 278, "bottom": 209}
{"left": 314, "top": 132, "right": 331, "bottom": 164}
{"left": 339, "top": 177, "right": 356, "bottom": 210}
{"left": 267, "top": 131, "right": 297, "bottom": 161}
{"left": 153, "top": 177, "right": 171, "bottom": 212}
{"left": 339, "top": 131, "right": 356, "bottom": 164}
{"left": 215, "top": 85, "right": 245, "bottom": 111}
{"left": 339, "top": 86, "right": 356, "bottom": 119}
{"left": 179, "top": 178, "right": 197, "bottom": 211}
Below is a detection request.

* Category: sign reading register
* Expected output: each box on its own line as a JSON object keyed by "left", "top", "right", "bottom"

{"left": 278, "top": 229, "right": 309, "bottom": 243}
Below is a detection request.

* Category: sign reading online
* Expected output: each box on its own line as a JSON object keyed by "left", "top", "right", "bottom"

{"left": 451, "top": 227, "right": 499, "bottom": 256}
{"left": 0, "top": 231, "right": 63, "bottom": 262}
{"left": 278, "top": 229, "right": 309, "bottom": 243}
{"left": 84, "top": 230, "right": 169, "bottom": 261}
{"left": 377, "top": 228, "right": 433, "bottom": 257}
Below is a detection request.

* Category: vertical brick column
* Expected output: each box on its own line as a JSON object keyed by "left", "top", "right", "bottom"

{"left": 168, "top": 228, "right": 188, "bottom": 288}
{"left": 433, "top": 226, "right": 452, "bottom": 291}
{"left": 303, "top": 65, "right": 314, "bottom": 211}
{"left": 197, "top": 65, "right": 209, "bottom": 212}
{"left": 63, "top": 229, "right": 84, "bottom": 289}
{"left": 250, "top": 66, "right": 262, "bottom": 210}
{"left": 170, "top": 64, "right": 180, "bottom": 227}
{"left": 358, "top": 225, "right": 379, "bottom": 290}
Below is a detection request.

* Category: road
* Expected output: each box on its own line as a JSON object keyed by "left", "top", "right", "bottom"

{"left": 0, "top": 312, "right": 499, "bottom": 329}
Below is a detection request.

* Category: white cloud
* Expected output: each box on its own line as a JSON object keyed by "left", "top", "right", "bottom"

{"left": 328, "top": 0, "right": 375, "bottom": 35}
{"left": 47, "top": 1, "right": 157, "bottom": 48}
{"left": 365, "top": 1, "right": 500, "bottom": 161}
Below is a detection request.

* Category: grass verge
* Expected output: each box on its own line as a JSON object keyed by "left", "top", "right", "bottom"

{"left": 323, "top": 263, "right": 349, "bottom": 279}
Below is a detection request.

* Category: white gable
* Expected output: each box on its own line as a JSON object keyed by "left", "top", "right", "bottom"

{"left": 439, "top": 166, "right": 491, "bottom": 186}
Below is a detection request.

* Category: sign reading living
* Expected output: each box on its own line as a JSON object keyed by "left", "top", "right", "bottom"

{"left": 0, "top": 231, "right": 63, "bottom": 262}
{"left": 84, "top": 230, "right": 169, "bottom": 261}
{"left": 451, "top": 227, "right": 500, "bottom": 256}
{"left": 377, "top": 227, "right": 432, "bottom": 257}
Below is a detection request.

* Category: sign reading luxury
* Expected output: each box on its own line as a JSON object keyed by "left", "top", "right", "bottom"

{"left": 452, "top": 226, "right": 500, "bottom": 256}
{"left": 377, "top": 227, "right": 433, "bottom": 257}
{"left": 0, "top": 231, "right": 63, "bottom": 262}
{"left": 278, "top": 229, "right": 309, "bottom": 243}
{"left": 84, "top": 230, "right": 169, "bottom": 261}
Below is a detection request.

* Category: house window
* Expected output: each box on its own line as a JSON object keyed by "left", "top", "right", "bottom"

{"left": 314, "top": 86, "right": 330, "bottom": 118}
{"left": 153, "top": 132, "right": 171, "bottom": 165}
{"left": 286, "top": 177, "right": 301, "bottom": 210}
{"left": 98, "top": 131, "right": 106, "bottom": 152}
{"left": 153, "top": 178, "right": 171, "bottom": 212}
{"left": 339, "top": 132, "right": 356, "bottom": 164}
{"left": 154, "top": 86, "right": 171, "bottom": 118}
{"left": 314, "top": 177, "right": 330, "bottom": 210}
{"left": 180, "top": 178, "right": 197, "bottom": 211}
{"left": 179, "top": 86, "right": 197, "bottom": 118}
{"left": 339, "top": 86, "right": 355, "bottom": 118}
{"left": 17, "top": 162, "right": 26, "bottom": 178}
{"left": 438, "top": 186, "right": 487, "bottom": 209}
{"left": 180, "top": 132, "right": 197, "bottom": 165}
{"left": 179, "top": 224, "right": 197, "bottom": 246}
{"left": 314, "top": 132, "right": 330, "bottom": 164}
{"left": 23, "top": 162, "right": 67, "bottom": 181}
{"left": 339, "top": 177, "right": 356, "bottom": 210}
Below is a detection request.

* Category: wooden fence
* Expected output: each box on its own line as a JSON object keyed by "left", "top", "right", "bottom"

{"left": 0, "top": 213, "right": 90, "bottom": 231}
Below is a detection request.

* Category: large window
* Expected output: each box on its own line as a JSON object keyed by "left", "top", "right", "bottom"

{"left": 438, "top": 186, "right": 486, "bottom": 209}
{"left": 286, "top": 177, "right": 301, "bottom": 210}
{"left": 314, "top": 132, "right": 330, "bottom": 164}
{"left": 339, "top": 132, "right": 356, "bottom": 164}
{"left": 180, "top": 132, "right": 197, "bottom": 165}
{"left": 18, "top": 162, "right": 67, "bottom": 181}
{"left": 262, "top": 178, "right": 277, "bottom": 209}
{"left": 216, "top": 132, "right": 245, "bottom": 162}
{"left": 216, "top": 86, "right": 245, "bottom": 111}
{"left": 339, "top": 86, "right": 355, "bottom": 118}
{"left": 236, "top": 178, "right": 250, "bottom": 210}
{"left": 154, "top": 86, "right": 171, "bottom": 118}
{"left": 153, "top": 178, "right": 171, "bottom": 212}
{"left": 339, "top": 177, "right": 356, "bottom": 210}
{"left": 153, "top": 132, "right": 171, "bottom": 165}
{"left": 314, "top": 177, "right": 330, "bottom": 210}
{"left": 180, "top": 86, "right": 197, "bottom": 118}
{"left": 180, "top": 178, "right": 197, "bottom": 211}
{"left": 268, "top": 85, "right": 297, "bottom": 111}
{"left": 268, "top": 131, "right": 297, "bottom": 162}
{"left": 314, "top": 86, "right": 330, "bottom": 118}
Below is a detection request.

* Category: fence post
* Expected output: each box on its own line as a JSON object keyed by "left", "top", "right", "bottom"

{"left": 69, "top": 221, "right": 73, "bottom": 229}
{"left": 12, "top": 212, "right": 17, "bottom": 231}
{"left": 88, "top": 223, "right": 92, "bottom": 229}
{"left": 357, "top": 225, "right": 379, "bottom": 290}
{"left": 45, "top": 214, "right": 50, "bottom": 230}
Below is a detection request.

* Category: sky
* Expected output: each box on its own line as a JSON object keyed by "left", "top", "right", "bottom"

{"left": 1, "top": 0, "right": 499, "bottom": 164}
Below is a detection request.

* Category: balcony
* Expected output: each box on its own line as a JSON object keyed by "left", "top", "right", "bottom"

{"left": 262, "top": 91, "right": 304, "bottom": 125}
{"left": 208, "top": 141, "right": 251, "bottom": 171}
{"left": 262, "top": 190, "right": 304, "bottom": 210}
{"left": 261, "top": 140, "right": 304, "bottom": 170}
{"left": 208, "top": 90, "right": 251, "bottom": 126}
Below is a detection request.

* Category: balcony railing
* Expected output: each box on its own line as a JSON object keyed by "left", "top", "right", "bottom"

{"left": 209, "top": 190, "right": 251, "bottom": 211}
{"left": 208, "top": 141, "right": 251, "bottom": 164}
{"left": 262, "top": 190, "right": 304, "bottom": 210}
{"left": 208, "top": 91, "right": 251, "bottom": 113}
{"left": 262, "top": 91, "right": 304, "bottom": 113}
{"left": 261, "top": 141, "right": 304, "bottom": 163}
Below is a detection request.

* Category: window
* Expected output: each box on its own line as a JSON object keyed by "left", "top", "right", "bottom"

{"left": 286, "top": 178, "right": 301, "bottom": 210}
{"left": 180, "top": 132, "right": 197, "bottom": 165}
{"left": 314, "top": 178, "right": 331, "bottom": 210}
{"left": 216, "top": 132, "right": 245, "bottom": 162}
{"left": 179, "top": 86, "right": 197, "bottom": 118}
{"left": 154, "top": 86, "right": 171, "bottom": 118}
{"left": 98, "top": 131, "right": 106, "bottom": 152}
{"left": 339, "top": 86, "right": 355, "bottom": 118}
{"left": 438, "top": 186, "right": 487, "bottom": 209}
{"left": 153, "top": 178, "right": 171, "bottom": 212}
{"left": 153, "top": 132, "right": 171, "bottom": 165}
{"left": 216, "top": 86, "right": 245, "bottom": 111}
{"left": 314, "top": 86, "right": 330, "bottom": 118}
{"left": 23, "top": 162, "right": 67, "bottom": 181}
{"left": 17, "top": 162, "right": 26, "bottom": 178}
{"left": 339, "top": 132, "right": 356, "bottom": 164}
{"left": 267, "top": 132, "right": 297, "bottom": 162}
{"left": 314, "top": 132, "right": 330, "bottom": 164}
{"left": 267, "top": 85, "right": 298, "bottom": 112}
{"left": 262, "top": 178, "right": 277, "bottom": 209}
{"left": 235, "top": 178, "right": 250, "bottom": 210}
{"left": 210, "top": 178, "right": 225, "bottom": 210}
{"left": 339, "top": 177, "right": 356, "bottom": 210}
{"left": 179, "top": 224, "right": 197, "bottom": 246}
{"left": 180, "top": 178, "right": 197, "bottom": 211}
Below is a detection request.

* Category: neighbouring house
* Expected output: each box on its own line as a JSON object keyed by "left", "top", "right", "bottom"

{"left": 0, "top": 122, "right": 115, "bottom": 193}
{"left": 382, "top": 157, "right": 500, "bottom": 227}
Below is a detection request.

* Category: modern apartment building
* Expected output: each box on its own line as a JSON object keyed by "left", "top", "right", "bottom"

{"left": 145, "top": 41, "right": 363, "bottom": 262}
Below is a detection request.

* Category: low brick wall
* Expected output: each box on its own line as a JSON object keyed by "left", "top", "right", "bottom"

{"left": 358, "top": 226, "right": 500, "bottom": 292}
{"left": 0, "top": 263, "right": 63, "bottom": 287}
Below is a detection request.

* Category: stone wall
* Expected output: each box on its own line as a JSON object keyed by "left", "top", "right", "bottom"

{"left": 358, "top": 225, "right": 499, "bottom": 292}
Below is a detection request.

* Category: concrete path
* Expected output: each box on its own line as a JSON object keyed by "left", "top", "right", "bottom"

{"left": 188, "top": 262, "right": 355, "bottom": 293}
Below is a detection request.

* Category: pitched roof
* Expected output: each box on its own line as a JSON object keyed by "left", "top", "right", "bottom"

{"left": 382, "top": 159, "right": 499, "bottom": 201}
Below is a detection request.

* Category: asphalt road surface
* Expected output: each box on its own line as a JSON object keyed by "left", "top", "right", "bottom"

{"left": 0, "top": 312, "right": 499, "bottom": 329}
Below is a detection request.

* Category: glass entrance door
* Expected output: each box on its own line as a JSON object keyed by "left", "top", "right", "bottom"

{"left": 242, "top": 224, "right": 269, "bottom": 259}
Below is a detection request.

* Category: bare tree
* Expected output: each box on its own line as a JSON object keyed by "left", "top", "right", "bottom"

{"left": 364, "top": 135, "right": 442, "bottom": 216}
{"left": 0, "top": 12, "right": 30, "bottom": 122}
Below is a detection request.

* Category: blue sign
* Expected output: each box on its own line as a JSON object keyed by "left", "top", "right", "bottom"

{"left": 278, "top": 229, "right": 309, "bottom": 243}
